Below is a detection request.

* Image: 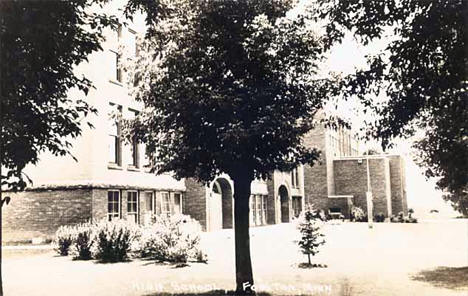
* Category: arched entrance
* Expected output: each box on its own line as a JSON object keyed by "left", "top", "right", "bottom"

{"left": 208, "top": 178, "right": 233, "bottom": 231}
{"left": 279, "top": 185, "right": 290, "bottom": 223}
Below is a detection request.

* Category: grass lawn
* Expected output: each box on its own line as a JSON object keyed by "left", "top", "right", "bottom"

{"left": 3, "top": 219, "right": 467, "bottom": 296}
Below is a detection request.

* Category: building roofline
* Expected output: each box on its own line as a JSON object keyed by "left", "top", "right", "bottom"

{"left": 333, "top": 154, "right": 402, "bottom": 160}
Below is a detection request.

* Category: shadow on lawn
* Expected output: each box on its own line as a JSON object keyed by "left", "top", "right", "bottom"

{"left": 411, "top": 266, "right": 468, "bottom": 289}
{"left": 144, "top": 291, "right": 273, "bottom": 296}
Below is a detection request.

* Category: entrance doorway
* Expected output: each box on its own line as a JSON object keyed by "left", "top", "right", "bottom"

{"left": 279, "top": 185, "right": 290, "bottom": 223}
{"left": 208, "top": 178, "right": 233, "bottom": 231}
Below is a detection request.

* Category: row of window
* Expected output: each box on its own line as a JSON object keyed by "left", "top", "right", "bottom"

{"left": 329, "top": 131, "right": 359, "bottom": 157}
{"left": 250, "top": 195, "right": 268, "bottom": 226}
{"left": 107, "top": 190, "right": 183, "bottom": 223}
{"left": 108, "top": 103, "right": 147, "bottom": 169}
{"left": 111, "top": 25, "right": 137, "bottom": 84}
{"left": 290, "top": 167, "right": 300, "bottom": 189}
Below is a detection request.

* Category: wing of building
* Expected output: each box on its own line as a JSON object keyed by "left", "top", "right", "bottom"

{"left": 2, "top": 5, "right": 408, "bottom": 242}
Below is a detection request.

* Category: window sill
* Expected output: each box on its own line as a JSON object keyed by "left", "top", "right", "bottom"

{"left": 109, "top": 79, "right": 123, "bottom": 87}
{"left": 127, "top": 165, "right": 141, "bottom": 172}
{"left": 108, "top": 163, "right": 123, "bottom": 170}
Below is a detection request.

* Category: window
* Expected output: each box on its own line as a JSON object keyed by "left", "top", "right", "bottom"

{"left": 128, "top": 29, "right": 137, "bottom": 56}
{"left": 262, "top": 196, "right": 267, "bottom": 225}
{"left": 292, "top": 196, "right": 302, "bottom": 218}
{"left": 161, "top": 192, "right": 171, "bottom": 216}
{"left": 144, "top": 191, "right": 153, "bottom": 212}
{"left": 107, "top": 191, "right": 120, "bottom": 221}
{"left": 291, "top": 168, "right": 299, "bottom": 188}
{"left": 110, "top": 50, "right": 122, "bottom": 83}
{"left": 117, "top": 23, "right": 122, "bottom": 39}
{"left": 127, "top": 191, "right": 139, "bottom": 223}
{"left": 155, "top": 192, "right": 162, "bottom": 215}
{"left": 108, "top": 104, "right": 122, "bottom": 165}
{"left": 128, "top": 109, "right": 140, "bottom": 168}
{"left": 173, "top": 193, "right": 182, "bottom": 214}
{"left": 249, "top": 196, "right": 255, "bottom": 226}
{"left": 256, "top": 195, "right": 262, "bottom": 226}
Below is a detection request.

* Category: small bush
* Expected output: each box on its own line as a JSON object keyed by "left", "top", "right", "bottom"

{"left": 350, "top": 206, "right": 366, "bottom": 222}
{"left": 54, "top": 225, "right": 76, "bottom": 256}
{"left": 374, "top": 212, "right": 385, "bottom": 222}
{"left": 71, "top": 223, "right": 94, "bottom": 260}
{"left": 404, "top": 216, "right": 418, "bottom": 223}
{"left": 296, "top": 205, "right": 325, "bottom": 265}
{"left": 93, "top": 220, "right": 140, "bottom": 262}
{"left": 318, "top": 209, "right": 328, "bottom": 222}
{"left": 390, "top": 211, "right": 417, "bottom": 223}
{"left": 138, "top": 214, "right": 206, "bottom": 263}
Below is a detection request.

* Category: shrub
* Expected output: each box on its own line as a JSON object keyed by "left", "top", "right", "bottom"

{"left": 390, "top": 211, "right": 417, "bottom": 223}
{"left": 318, "top": 209, "right": 328, "bottom": 222}
{"left": 296, "top": 205, "right": 325, "bottom": 265}
{"left": 54, "top": 225, "right": 76, "bottom": 256}
{"left": 374, "top": 212, "right": 385, "bottom": 222}
{"left": 350, "top": 206, "right": 366, "bottom": 222}
{"left": 138, "top": 214, "right": 206, "bottom": 263}
{"left": 70, "top": 223, "right": 94, "bottom": 260}
{"left": 404, "top": 216, "right": 418, "bottom": 223}
{"left": 93, "top": 220, "right": 140, "bottom": 262}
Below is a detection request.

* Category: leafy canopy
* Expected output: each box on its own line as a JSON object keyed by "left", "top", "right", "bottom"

{"left": 0, "top": 0, "right": 118, "bottom": 191}
{"left": 124, "top": 0, "right": 335, "bottom": 182}
{"left": 311, "top": 0, "right": 467, "bottom": 214}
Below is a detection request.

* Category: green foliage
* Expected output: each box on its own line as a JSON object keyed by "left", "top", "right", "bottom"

{"left": 0, "top": 0, "right": 118, "bottom": 191}
{"left": 93, "top": 220, "right": 140, "bottom": 263}
{"left": 122, "top": 0, "right": 336, "bottom": 182}
{"left": 311, "top": 0, "right": 467, "bottom": 215}
{"left": 137, "top": 214, "right": 206, "bottom": 263}
{"left": 296, "top": 205, "right": 325, "bottom": 265}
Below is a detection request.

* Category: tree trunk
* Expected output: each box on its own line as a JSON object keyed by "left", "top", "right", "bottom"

{"left": 232, "top": 173, "right": 255, "bottom": 295}
{"left": 0, "top": 188, "right": 3, "bottom": 296}
{"left": 308, "top": 253, "right": 311, "bottom": 265}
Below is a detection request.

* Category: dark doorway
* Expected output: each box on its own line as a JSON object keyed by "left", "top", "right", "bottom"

{"left": 279, "top": 185, "right": 289, "bottom": 223}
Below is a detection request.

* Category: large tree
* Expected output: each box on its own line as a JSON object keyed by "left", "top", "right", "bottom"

{"left": 0, "top": 0, "right": 117, "bottom": 191}
{"left": 0, "top": 1, "right": 116, "bottom": 294}
{"left": 123, "top": 0, "right": 333, "bottom": 293}
{"left": 311, "top": 0, "right": 467, "bottom": 215}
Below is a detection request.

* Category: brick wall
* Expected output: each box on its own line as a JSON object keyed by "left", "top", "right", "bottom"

{"left": 92, "top": 189, "right": 108, "bottom": 221}
{"left": 334, "top": 158, "right": 392, "bottom": 217}
{"left": 334, "top": 159, "right": 368, "bottom": 211}
{"left": 302, "top": 126, "right": 329, "bottom": 211}
{"left": 388, "top": 155, "right": 408, "bottom": 215}
{"left": 2, "top": 189, "right": 92, "bottom": 242}
{"left": 266, "top": 178, "right": 276, "bottom": 224}
{"left": 184, "top": 178, "right": 207, "bottom": 230}
{"left": 369, "top": 158, "right": 391, "bottom": 217}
